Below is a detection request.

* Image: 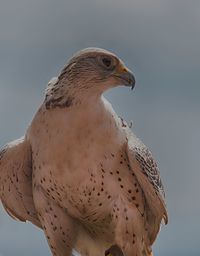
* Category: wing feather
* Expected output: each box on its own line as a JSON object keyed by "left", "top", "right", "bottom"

{"left": 0, "top": 137, "right": 41, "bottom": 228}
{"left": 126, "top": 132, "right": 168, "bottom": 244}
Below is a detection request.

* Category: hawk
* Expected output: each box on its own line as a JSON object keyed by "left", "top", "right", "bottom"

{"left": 0, "top": 48, "right": 168, "bottom": 256}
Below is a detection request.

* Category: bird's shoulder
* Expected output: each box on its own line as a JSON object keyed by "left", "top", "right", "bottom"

{"left": 129, "top": 133, "right": 166, "bottom": 198}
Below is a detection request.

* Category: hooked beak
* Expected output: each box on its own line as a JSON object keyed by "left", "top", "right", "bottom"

{"left": 113, "top": 63, "right": 136, "bottom": 90}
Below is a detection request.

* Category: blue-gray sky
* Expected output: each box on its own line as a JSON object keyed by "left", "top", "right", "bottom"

{"left": 0, "top": 0, "right": 200, "bottom": 255}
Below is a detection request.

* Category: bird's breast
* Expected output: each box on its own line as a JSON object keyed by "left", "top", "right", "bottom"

{"left": 29, "top": 101, "right": 142, "bottom": 221}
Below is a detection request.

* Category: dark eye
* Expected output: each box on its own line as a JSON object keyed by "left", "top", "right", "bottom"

{"left": 102, "top": 57, "right": 112, "bottom": 67}
{"left": 98, "top": 55, "right": 116, "bottom": 70}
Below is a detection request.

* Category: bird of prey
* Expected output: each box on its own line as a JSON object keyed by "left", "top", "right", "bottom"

{"left": 0, "top": 48, "right": 168, "bottom": 256}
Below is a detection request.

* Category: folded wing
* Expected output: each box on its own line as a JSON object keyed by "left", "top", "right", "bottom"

{"left": 126, "top": 132, "right": 168, "bottom": 244}
{"left": 0, "top": 137, "right": 40, "bottom": 227}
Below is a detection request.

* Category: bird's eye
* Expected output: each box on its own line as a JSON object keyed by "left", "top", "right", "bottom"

{"left": 102, "top": 57, "right": 112, "bottom": 67}
{"left": 98, "top": 56, "right": 116, "bottom": 70}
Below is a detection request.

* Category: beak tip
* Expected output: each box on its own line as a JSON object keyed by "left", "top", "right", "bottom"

{"left": 129, "top": 74, "right": 136, "bottom": 90}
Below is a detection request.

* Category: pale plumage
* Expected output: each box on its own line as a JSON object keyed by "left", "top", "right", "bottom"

{"left": 0, "top": 48, "right": 167, "bottom": 256}
{"left": 0, "top": 137, "right": 40, "bottom": 227}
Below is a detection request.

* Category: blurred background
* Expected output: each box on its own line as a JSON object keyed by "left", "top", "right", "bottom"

{"left": 0, "top": 0, "right": 199, "bottom": 255}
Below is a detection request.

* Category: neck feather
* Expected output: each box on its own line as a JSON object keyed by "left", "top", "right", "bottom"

{"left": 44, "top": 78, "right": 101, "bottom": 110}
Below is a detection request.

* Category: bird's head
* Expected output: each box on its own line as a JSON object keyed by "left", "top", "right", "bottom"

{"left": 45, "top": 48, "right": 135, "bottom": 108}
